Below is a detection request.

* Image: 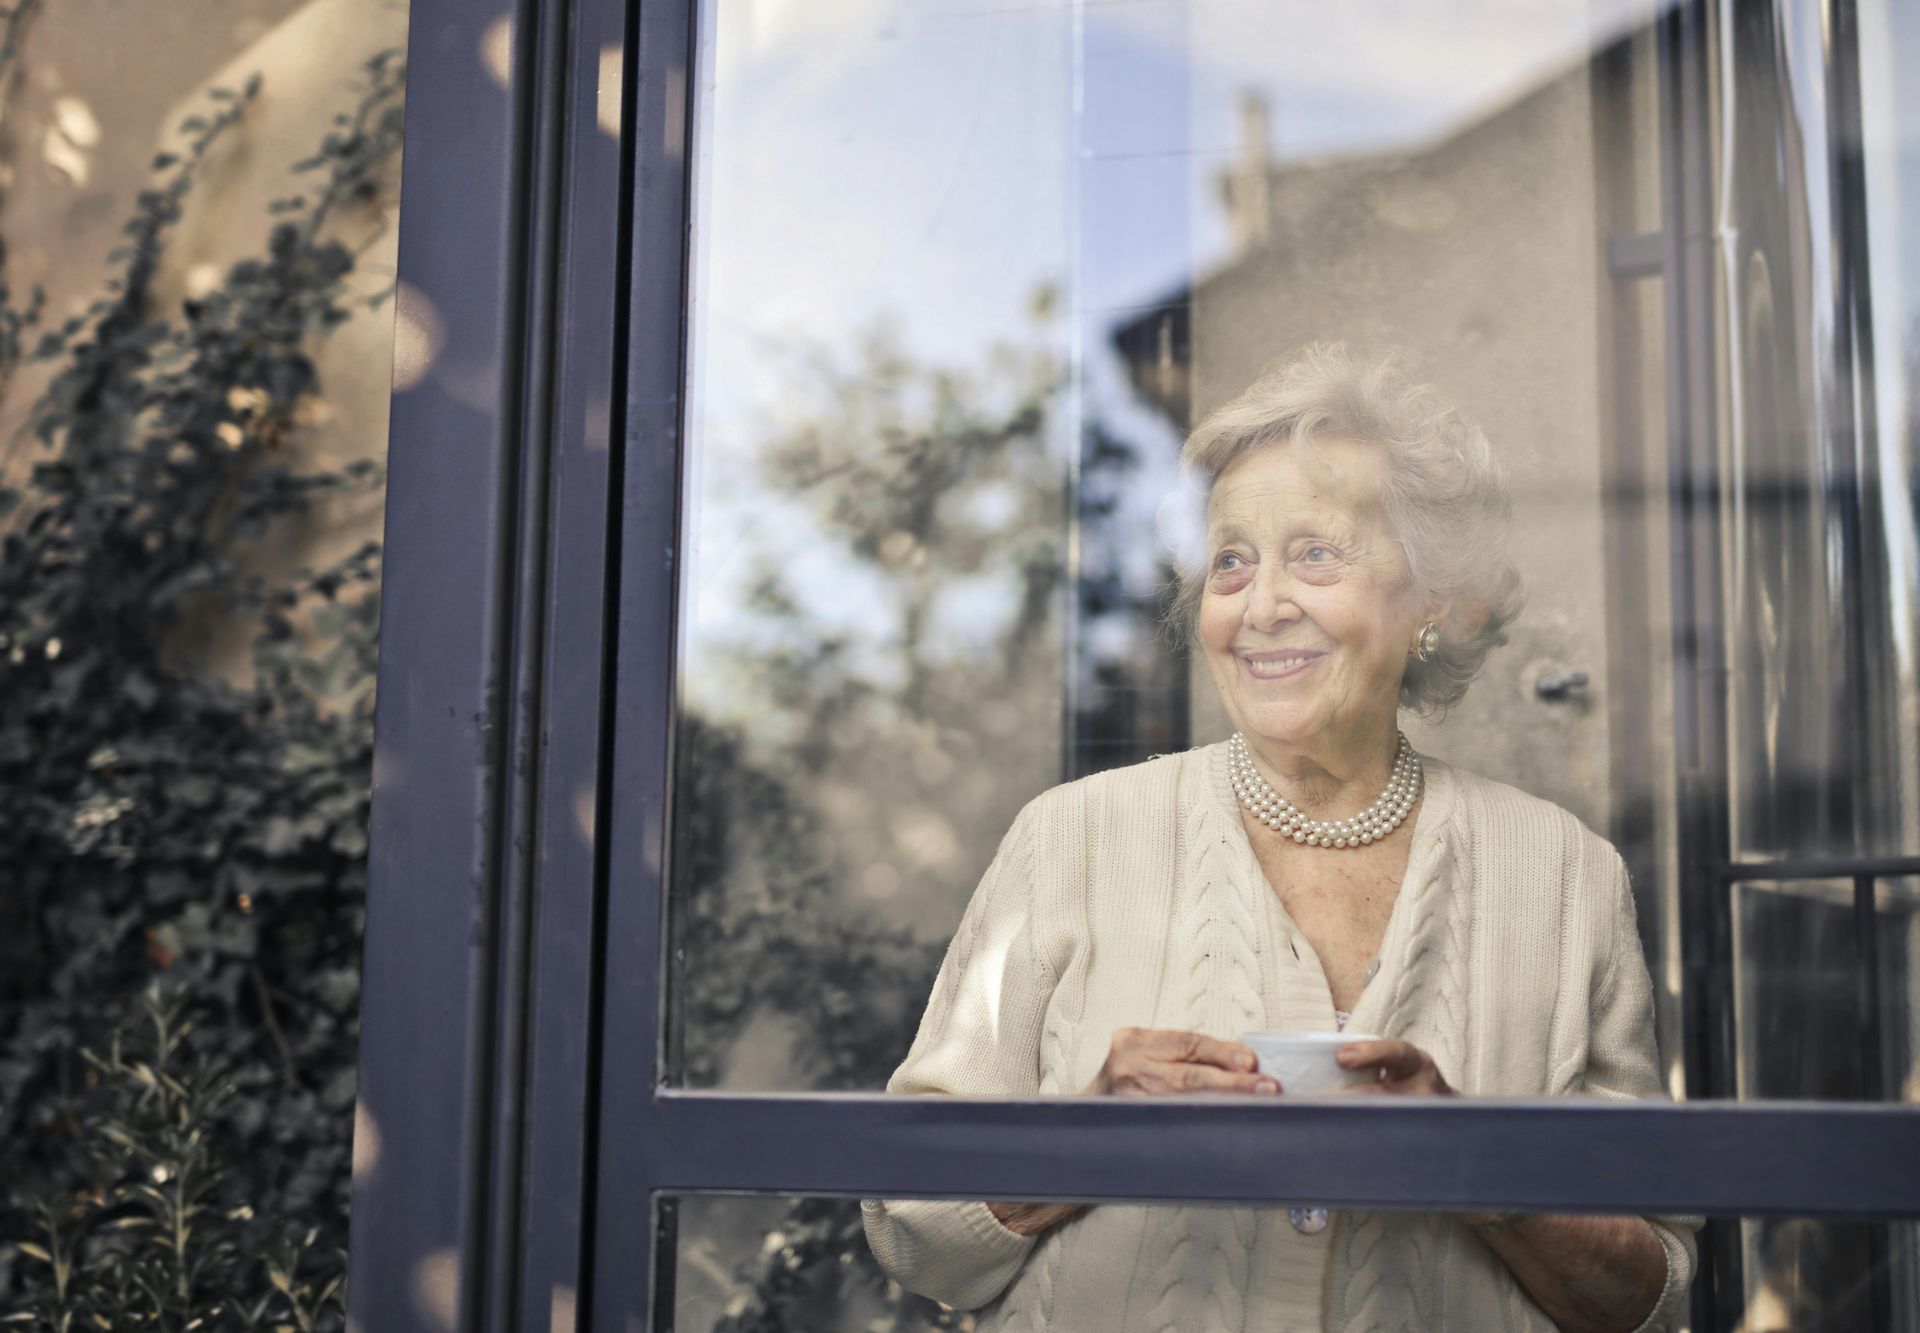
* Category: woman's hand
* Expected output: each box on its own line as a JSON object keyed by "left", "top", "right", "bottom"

{"left": 1461, "top": 1213, "right": 1669, "bottom": 1333}
{"left": 1335, "top": 1039, "right": 1668, "bottom": 1327}
{"left": 1082, "top": 1027, "right": 1280, "bottom": 1097}
{"left": 987, "top": 1200, "right": 1084, "bottom": 1237}
{"left": 989, "top": 1029, "right": 1276, "bottom": 1239}
{"left": 1335, "top": 1038, "right": 1456, "bottom": 1096}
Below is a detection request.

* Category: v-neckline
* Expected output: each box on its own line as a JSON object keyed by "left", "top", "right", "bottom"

{"left": 1204, "top": 738, "right": 1457, "bottom": 1037}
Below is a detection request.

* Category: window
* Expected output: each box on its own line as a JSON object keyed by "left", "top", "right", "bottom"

{"left": 353, "top": 0, "right": 1920, "bottom": 1329}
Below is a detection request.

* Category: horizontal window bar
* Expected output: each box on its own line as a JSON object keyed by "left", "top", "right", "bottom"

{"left": 633, "top": 1092, "right": 1920, "bottom": 1219}
{"left": 1713, "top": 855, "right": 1920, "bottom": 881}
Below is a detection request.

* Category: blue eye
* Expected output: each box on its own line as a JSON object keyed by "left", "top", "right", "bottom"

{"left": 1302, "top": 545, "right": 1334, "bottom": 562}
{"left": 1215, "top": 552, "right": 1243, "bottom": 571}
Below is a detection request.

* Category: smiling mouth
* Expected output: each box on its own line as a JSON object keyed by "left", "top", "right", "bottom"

{"left": 1240, "top": 651, "right": 1324, "bottom": 680}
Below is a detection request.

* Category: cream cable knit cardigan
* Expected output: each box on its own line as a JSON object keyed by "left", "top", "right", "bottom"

{"left": 862, "top": 740, "right": 1698, "bottom": 1332}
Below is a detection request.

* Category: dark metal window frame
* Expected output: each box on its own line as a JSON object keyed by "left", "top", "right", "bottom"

{"left": 349, "top": 1, "right": 1920, "bottom": 1330}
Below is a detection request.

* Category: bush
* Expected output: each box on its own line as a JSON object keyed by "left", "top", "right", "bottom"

{"left": 3, "top": 988, "right": 347, "bottom": 1331}
{"left": 0, "top": 47, "right": 404, "bottom": 1320}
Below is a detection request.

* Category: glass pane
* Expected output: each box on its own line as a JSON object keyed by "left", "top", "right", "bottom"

{"left": 1734, "top": 880, "right": 1872, "bottom": 1100}
{"left": 669, "top": 0, "right": 1920, "bottom": 1112}
{"left": 665, "top": 1194, "right": 1920, "bottom": 1333}
{"left": 673, "top": 0, "right": 1666, "bottom": 1090}
{"left": 1830, "top": 0, "right": 1920, "bottom": 861}
{"left": 1729, "top": 877, "right": 1920, "bottom": 1103}
{"left": 675, "top": 0, "right": 1077, "bottom": 1094}
{"left": 1721, "top": 0, "right": 1920, "bottom": 861}
{"left": 1736, "top": 1215, "right": 1920, "bottom": 1333}
{"left": 1881, "top": 878, "right": 1920, "bottom": 1102}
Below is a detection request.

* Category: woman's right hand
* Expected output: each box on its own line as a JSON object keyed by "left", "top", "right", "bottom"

{"left": 1081, "top": 1027, "right": 1279, "bottom": 1097}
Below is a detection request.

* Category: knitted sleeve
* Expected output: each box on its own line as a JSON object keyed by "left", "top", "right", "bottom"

{"left": 1582, "top": 849, "right": 1701, "bottom": 1333}
{"left": 861, "top": 800, "right": 1058, "bottom": 1310}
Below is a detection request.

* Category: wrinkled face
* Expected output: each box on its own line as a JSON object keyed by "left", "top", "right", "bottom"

{"left": 1198, "top": 439, "right": 1426, "bottom": 757}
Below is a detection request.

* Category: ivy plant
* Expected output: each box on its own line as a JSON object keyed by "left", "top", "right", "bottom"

{"left": 0, "top": 43, "right": 404, "bottom": 1323}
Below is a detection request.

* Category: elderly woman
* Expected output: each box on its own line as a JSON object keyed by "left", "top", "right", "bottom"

{"left": 860, "top": 345, "right": 1697, "bottom": 1332}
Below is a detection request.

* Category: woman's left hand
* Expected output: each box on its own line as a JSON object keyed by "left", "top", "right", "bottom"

{"left": 1336, "top": 1038, "right": 1456, "bottom": 1096}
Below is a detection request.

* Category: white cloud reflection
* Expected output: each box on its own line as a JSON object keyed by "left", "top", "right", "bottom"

{"left": 692, "top": 0, "right": 1675, "bottom": 405}
{"left": 1111, "top": 0, "right": 1674, "bottom": 158}
{"left": 681, "top": 0, "right": 1676, "bottom": 727}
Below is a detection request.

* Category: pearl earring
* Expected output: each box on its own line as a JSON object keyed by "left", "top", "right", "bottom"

{"left": 1413, "top": 621, "right": 1440, "bottom": 662}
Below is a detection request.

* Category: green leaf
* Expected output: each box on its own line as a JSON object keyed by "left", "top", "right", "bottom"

{"left": 0, "top": 53, "right": 398, "bottom": 1328}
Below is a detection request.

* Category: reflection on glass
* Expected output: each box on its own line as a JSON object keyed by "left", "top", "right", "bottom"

{"left": 677, "top": 1, "right": 1075, "bottom": 1092}
{"left": 1734, "top": 1216, "right": 1918, "bottom": 1333}
{"left": 1718, "top": 0, "right": 1920, "bottom": 863}
{"left": 666, "top": 1, "right": 1920, "bottom": 1328}
{"left": 1716, "top": 3, "right": 1854, "bottom": 860}
{"left": 668, "top": 1197, "right": 1913, "bottom": 1333}
{"left": 1734, "top": 880, "right": 1878, "bottom": 1101}
{"left": 674, "top": 0, "right": 1696, "bottom": 1089}
{"left": 1857, "top": 0, "right": 1920, "bottom": 862}
{"left": 671, "top": 0, "right": 1920, "bottom": 1139}
{"left": 672, "top": 1194, "right": 1701, "bottom": 1332}
{"left": 1879, "top": 879, "right": 1920, "bottom": 1104}
{"left": 1731, "top": 878, "right": 1920, "bottom": 1105}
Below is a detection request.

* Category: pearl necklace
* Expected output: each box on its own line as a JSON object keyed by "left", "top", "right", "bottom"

{"left": 1227, "top": 732, "right": 1422, "bottom": 848}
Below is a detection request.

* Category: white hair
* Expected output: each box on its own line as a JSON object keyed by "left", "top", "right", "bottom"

{"left": 1163, "top": 342, "right": 1523, "bottom": 716}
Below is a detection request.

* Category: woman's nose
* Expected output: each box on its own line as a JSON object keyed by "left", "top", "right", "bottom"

{"left": 1244, "top": 567, "right": 1301, "bottom": 630}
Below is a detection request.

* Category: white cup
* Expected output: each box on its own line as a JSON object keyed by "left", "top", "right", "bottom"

{"left": 1238, "top": 1030, "right": 1381, "bottom": 1095}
